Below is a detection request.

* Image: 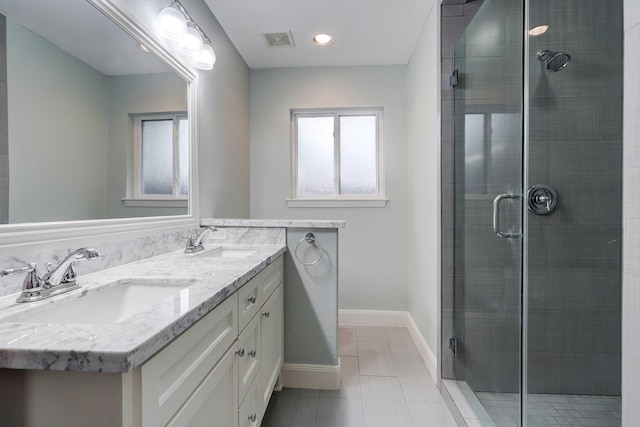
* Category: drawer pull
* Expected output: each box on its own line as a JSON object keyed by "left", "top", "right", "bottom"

{"left": 249, "top": 413, "right": 257, "bottom": 422}
{"left": 262, "top": 310, "right": 270, "bottom": 318}
{"left": 236, "top": 347, "right": 245, "bottom": 357}
{"left": 249, "top": 349, "right": 257, "bottom": 358}
{"left": 248, "top": 295, "right": 256, "bottom": 304}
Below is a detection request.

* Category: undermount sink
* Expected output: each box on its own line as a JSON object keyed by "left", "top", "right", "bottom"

{"left": 196, "top": 246, "right": 257, "bottom": 259}
{"left": 3, "top": 278, "right": 194, "bottom": 325}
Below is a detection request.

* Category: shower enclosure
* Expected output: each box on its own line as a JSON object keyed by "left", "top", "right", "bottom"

{"left": 443, "top": 0, "right": 623, "bottom": 425}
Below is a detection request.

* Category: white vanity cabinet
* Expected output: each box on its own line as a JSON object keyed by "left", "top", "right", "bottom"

{"left": 139, "top": 255, "right": 284, "bottom": 427}
{"left": 0, "top": 256, "right": 284, "bottom": 427}
{"left": 237, "top": 256, "right": 284, "bottom": 426}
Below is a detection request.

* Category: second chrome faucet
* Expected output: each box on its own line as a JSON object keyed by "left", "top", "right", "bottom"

{"left": 184, "top": 226, "right": 218, "bottom": 253}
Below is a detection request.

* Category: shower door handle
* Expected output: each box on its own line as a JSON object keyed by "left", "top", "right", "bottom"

{"left": 493, "top": 194, "right": 520, "bottom": 238}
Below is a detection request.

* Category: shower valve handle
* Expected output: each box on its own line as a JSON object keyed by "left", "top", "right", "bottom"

{"left": 527, "top": 185, "right": 558, "bottom": 215}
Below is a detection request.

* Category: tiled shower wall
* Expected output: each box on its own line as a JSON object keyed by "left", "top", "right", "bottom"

{"left": 621, "top": 0, "right": 640, "bottom": 423}
{"left": 441, "top": 0, "right": 622, "bottom": 396}
{"left": 0, "top": 15, "right": 8, "bottom": 223}
{"left": 526, "top": 0, "right": 622, "bottom": 395}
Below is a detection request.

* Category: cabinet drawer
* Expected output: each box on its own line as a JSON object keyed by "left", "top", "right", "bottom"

{"left": 259, "top": 256, "right": 283, "bottom": 305}
{"left": 238, "top": 256, "right": 283, "bottom": 332}
{"left": 238, "top": 376, "right": 261, "bottom": 427}
{"left": 238, "top": 312, "right": 260, "bottom": 404}
{"left": 141, "top": 294, "right": 238, "bottom": 427}
{"left": 238, "top": 275, "right": 260, "bottom": 332}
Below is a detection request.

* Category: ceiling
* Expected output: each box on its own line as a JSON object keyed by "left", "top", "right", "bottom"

{"left": 0, "top": 0, "right": 170, "bottom": 76}
{"left": 204, "top": 0, "right": 433, "bottom": 69}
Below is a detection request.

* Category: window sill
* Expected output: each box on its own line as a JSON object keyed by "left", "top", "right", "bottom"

{"left": 285, "top": 198, "right": 388, "bottom": 208}
{"left": 122, "top": 198, "right": 188, "bottom": 208}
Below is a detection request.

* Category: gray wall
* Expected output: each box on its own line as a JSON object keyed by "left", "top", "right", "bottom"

{"left": 249, "top": 66, "right": 410, "bottom": 312}
{"left": 284, "top": 228, "right": 338, "bottom": 366}
{"left": 406, "top": 0, "right": 441, "bottom": 369}
{"left": 622, "top": 0, "right": 640, "bottom": 423}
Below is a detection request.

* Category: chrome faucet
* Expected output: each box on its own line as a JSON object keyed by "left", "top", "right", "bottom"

{"left": 184, "top": 226, "right": 218, "bottom": 253}
{"left": 1, "top": 248, "right": 100, "bottom": 303}
{"left": 42, "top": 248, "right": 100, "bottom": 289}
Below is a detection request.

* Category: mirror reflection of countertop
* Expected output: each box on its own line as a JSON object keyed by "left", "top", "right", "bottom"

{"left": 0, "top": 244, "right": 286, "bottom": 373}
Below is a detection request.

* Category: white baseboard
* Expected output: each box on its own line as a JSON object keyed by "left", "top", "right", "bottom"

{"left": 338, "top": 309, "right": 438, "bottom": 383}
{"left": 280, "top": 360, "right": 341, "bottom": 390}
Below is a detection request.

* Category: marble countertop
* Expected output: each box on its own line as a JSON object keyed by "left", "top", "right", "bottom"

{"left": 201, "top": 218, "right": 346, "bottom": 229}
{"left": 0, "top": 244, "right": 286, "bottom": 373}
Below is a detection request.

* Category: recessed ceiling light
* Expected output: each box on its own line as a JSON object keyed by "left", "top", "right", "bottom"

{"left": 313, "top": 33, "right": 334, "bottom": 46}
{"left": 528, "top": 25, "right": 549, "bottom": 36}
{"left": 137, "top": 43, "right": 151, "bottom": 53}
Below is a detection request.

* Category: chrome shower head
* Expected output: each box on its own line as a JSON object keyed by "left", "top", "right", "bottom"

{"left": 536, "top": 50, "right": 571, "bottom": 72}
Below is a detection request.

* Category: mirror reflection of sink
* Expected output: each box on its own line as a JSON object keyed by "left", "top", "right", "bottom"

{"left": 196, "top": 246, "right": 257, "bottom": 259}
{"left": 3, "top": 278, "right": 194, "bottom": 325}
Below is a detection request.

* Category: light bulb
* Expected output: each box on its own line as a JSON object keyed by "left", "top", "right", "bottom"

{"left": 193, "top": 44, "right": 216, "bottom": 70}
{"left": 157, "top": 4, "right": 186, "bottom": 41}
{"left": 313, "top": 33, "right": 334, "bottom": 46}
{"left": 179, "top": 22, "right": 204, "bottom": 56}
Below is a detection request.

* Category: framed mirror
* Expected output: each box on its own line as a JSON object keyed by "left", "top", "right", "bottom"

{"left": 0, "top": 0, "right": 199, "bottom": 250}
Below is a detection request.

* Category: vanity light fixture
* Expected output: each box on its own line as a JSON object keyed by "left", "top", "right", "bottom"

{"left": 313, "top": 33, "right": 334, "bottom": 46}
{"left": 193, "top": 43, "right": 216, "bottom": 70}
{"left": 157, "top": 0, "right": 217, "bottom": 70}
{"left": 157, "top": 2, "right": 187, "bottom": 41}
{"left": 528, "top": 25, "right": 549, "bottom": 36}
{"left": 179, "top": 21, "right": 204, "bottom": 56}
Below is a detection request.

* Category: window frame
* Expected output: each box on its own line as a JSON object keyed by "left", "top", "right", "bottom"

{"left": 288, "top": 108, "right": 387, "bottom": 208}
{"left": 124, "top": 112, "right": 189, "bottom": 207}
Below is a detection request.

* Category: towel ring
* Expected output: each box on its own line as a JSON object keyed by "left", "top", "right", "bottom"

{"left": 294, "top": 233, "right": 323, "bottom": 266}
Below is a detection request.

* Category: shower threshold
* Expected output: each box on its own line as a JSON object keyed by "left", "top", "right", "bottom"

{"left": 442, "top": 380, "right": 621, "bottom": 426}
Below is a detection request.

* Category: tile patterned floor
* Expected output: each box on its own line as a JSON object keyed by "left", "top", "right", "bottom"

{"left": 476, "top": 391, "right": 621, "bottom": 427}
{"left": 261, "top": 326, "right": 457, "bottom": 427}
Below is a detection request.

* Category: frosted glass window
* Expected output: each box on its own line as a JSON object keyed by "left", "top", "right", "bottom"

{"left": 141, "top": 119, "right": 173, "bottom": 195}
{"left": 133, "top": 113, "right": 188, "bottom": 200}
{"left": 340, "top": 115, "right": 377, "bottom": 195}
{"left": 297, "top": 116, "right": 335, "bottom": 197}
{"left": 293, "top": 109, "right": 381, "bottom": 199}
{"left": 178, "top": 118, "right": 189, "bottom": 196}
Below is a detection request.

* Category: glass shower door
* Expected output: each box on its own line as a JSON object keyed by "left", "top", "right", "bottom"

{"left": 450, "top": 0, "right": 623, "bottom": 425}
{"left": 452, "top": 0, "right": 524, "bottom": 424}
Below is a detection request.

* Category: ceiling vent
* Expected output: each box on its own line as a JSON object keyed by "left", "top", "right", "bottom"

{"left": 263, "top": 31, "right": 295, "bottom": 47}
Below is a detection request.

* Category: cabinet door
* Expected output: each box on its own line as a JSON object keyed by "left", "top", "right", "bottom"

{"left": 260, "top": 283, "right": 284, "bottom": 416}
{"left": 141, "top": 295, "right": 238, "bottom": 426}
{"left": 238, "top": 376, "right": 261, "bottom": 427}
{"left": 238, "top": 312, "right": 261, "bottom": 404}
{"left": 167, "top": 344, "right": 239, "bottom": 427}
